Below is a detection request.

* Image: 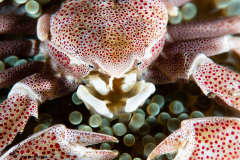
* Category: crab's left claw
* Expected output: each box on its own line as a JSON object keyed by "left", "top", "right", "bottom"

{"left": 148, "top": 117, "right": 240, "bottom": 160}
{"left": 1, "top": 125, "right": 118, "bottom": 160}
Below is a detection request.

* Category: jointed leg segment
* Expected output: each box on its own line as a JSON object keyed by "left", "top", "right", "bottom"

{"left": 167, "top": 15, "right": 240, "bottom": 41}
{"left": 0, "top": 73, "right": 79, "bottom": 153}
{"left": 0, "top": 15, "right": 37, "bottom": 35}
{"left": 0, "top": 40, "right": 40, "bottom": 60}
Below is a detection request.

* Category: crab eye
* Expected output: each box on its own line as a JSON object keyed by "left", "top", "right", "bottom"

{"left": 137, "top": 61, "right": 142, "bottom": 66}
{"left": 89, "top": 64, "right": 95, "bottom": 70}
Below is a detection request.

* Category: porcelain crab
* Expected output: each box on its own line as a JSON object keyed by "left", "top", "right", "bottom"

{"left": 1, "top": 0, "right": 240, "bottom": 159}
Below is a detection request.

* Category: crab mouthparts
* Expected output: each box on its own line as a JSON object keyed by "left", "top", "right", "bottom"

{"left": 76, "top": 71, "right": 155, "bottom": 118}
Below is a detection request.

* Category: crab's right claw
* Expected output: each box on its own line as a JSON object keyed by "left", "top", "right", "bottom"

{"left": 147, "top": 117, "right": 240, "bottom": 160}
{"left": 1, "top": 125, "right": 118, "bottom": 160}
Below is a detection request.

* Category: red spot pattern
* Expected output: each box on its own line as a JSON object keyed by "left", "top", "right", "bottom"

{"left": 48, "top": 0, "right": 168, "bottom": 77}
{"left": 46, "top": 41, "right": 89, "bottom": 78}
{"left": 167, "top": 15, "right": 240, "bottom": 41}
{"left": 145, "top": 33, "right": 240, "bottom": 113}
{"left": 0, "top": 15, "right": 37, "bottom": 35}
{"left": 20, "top": 73, "right": 78, "bottom": 102}
{"left": 188, "top": 117, "right": 240, "bottom": 159}
{"left": 164, "top": 36, "right": 230, "bottom": 57}
{"left": 0, "top": 61, "right": 44, "bottom": 88}
{"left": 193, "top": 61, "right": 240, "bottom": 111}
{"left": 148, "top": 117, "right": 240, "bottom": 159}
{"left": 1, "top": 125, "right": 118, "bottom": 160}
{"left": 145, "top": 44, "right": 205, "bottom": 85}
{"left": 144, "top": 51, "right": 187, "bottom": 84}
{"left": 0, "top": 73, "right": 78, "bottom": 153}
{"left": 1, "top": 1, "right": 240, "bottom": 159}
{"left": 0, "top": 40, "right": 39, "bottom": 60}
{"left": 0, "top": 93, "right": 38, "bottom": 153}
{"left": 146, "top": 34, "right": 240, "bottom": 87}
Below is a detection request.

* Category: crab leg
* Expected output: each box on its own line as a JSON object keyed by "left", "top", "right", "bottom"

{"left": 192, "top": 59, "right": 240, "bottom": 113}
{"left": 167, "top": 15, "right": 240, "bottom": 42}
{"left": 0, "top": 15, "right": 37, "bottom": 35}
{"left": 0, "top": 39, "right": 45, "bottom": 88}
{"left": 0, "top": 61, "right": 44, "bottom": 88}
{"left": 1, "top": 125, "right": 118, "bottom": 159}
{"left": 164, "top": 35, "right": 240, "bottom": 57}
{"left": 145, "top": 36, "right": 240, "bottom": 112}
{"left": 0, "top": 40, "right": 40, "bottom": 60}
{"left": 147, "top": 117, "right": 240, "bottom": 160}
{"left": 0, "top": 73, "right": 79, "bottom": 153}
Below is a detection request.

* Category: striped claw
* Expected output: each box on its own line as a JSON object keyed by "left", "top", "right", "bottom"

{"left": 1, "top": 125, "right": 118, "bottom": 160}
{"left": 147, "top": 117, "right": 240, "bottom": 160}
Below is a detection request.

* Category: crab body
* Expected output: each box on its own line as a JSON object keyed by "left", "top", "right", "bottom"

{"left": 1, "top": 0, "right": 240, "bottom": 159}
{"left": 40, "top": 0, "right": 169, "bottom": 117}
{"left": 47, "top": 0, "right": 167, "bottom": 77}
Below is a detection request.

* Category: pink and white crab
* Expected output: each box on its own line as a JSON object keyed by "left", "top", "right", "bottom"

{"left": 1, "top": 0, "right": 240, "bottom": 159}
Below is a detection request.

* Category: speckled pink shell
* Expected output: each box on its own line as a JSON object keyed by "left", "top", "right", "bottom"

{"left": 47, "top": 0, "right": 168, "bottom": 77}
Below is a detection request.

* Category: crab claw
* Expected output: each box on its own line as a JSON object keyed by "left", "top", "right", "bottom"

{"left": 147, "top": 117, "right": 240, "bottom": 160}
{"left": 192, "top": 58, "right": 240, "bottom": 112}
{"left": 0, "top": 73, "right": 79, "bottom": 154}
{"left": 1, "top": 125, "right": 118, "bottom": 160}
{"left": 0, "top": 92, "right": 39, "bottom": 153}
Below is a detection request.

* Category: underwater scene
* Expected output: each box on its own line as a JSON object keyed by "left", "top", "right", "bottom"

{"left": 1, "top": 0, "right": 240, "bottom": 159}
